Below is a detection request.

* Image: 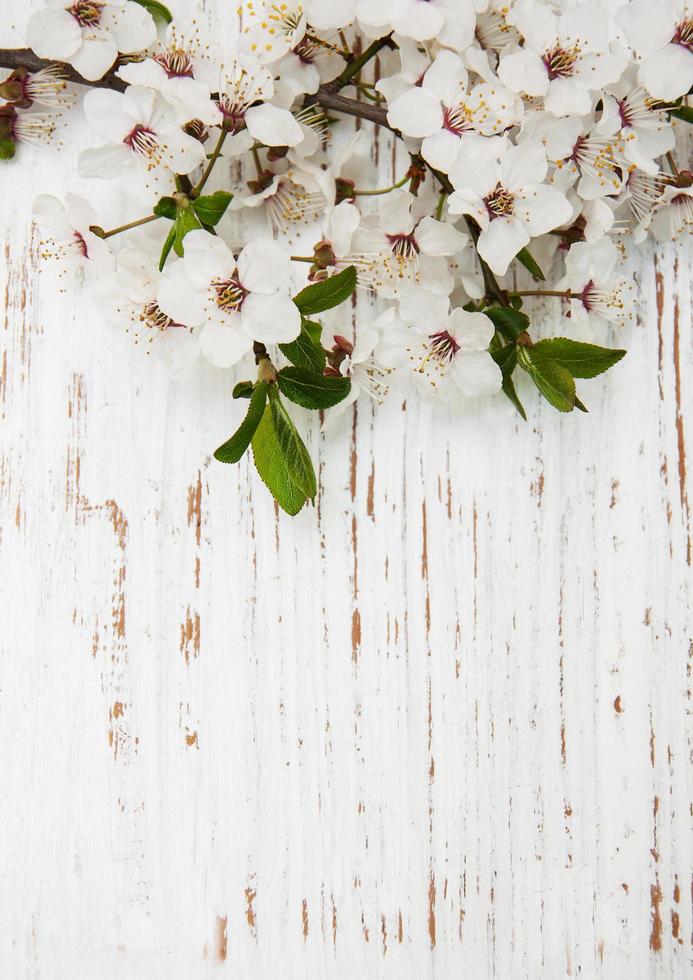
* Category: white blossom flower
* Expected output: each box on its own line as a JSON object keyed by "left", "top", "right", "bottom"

{"left": 596, "top": 79, "right": 675, "bottom": 176}
{"left": 448, "top": 139, "right": 572, "bottom": 275}
{"left": 560, "top": 237, "right": 635, "bottom": 333}
{"left": 0, "top": 104, "right": 58, "bottom": 155}
{"left": 117, "top": 23, "right": 220, "bottom": 125}
{"left": 157, "top": 231, "right": 301, "bottom": 368}
{"left": 386, "top": 0, "right": 477, "bottom": 49}
{"left": 26, "top": 0, "right": 157, "bottom": 83}
{"left": 93, "top": 243, "right": 200, "bottom": 378}
{"left": 617, "top": 0, "right": 693, "bottom": 101}
{"left": 499, "top": 0, "right": 626, "bottom": 116}
{"left": 33, "top": 192, "right": 113, "bottom": 279}
{"left": 307, "top": 0, "right": 357, "bottom": 29}
{"left": 0, "top": 65, "right": 69, "bottom": 109}
{"left": 322, "top": 313, "right": 392, "bottom": 426}
{"left": 78, "top": 87, "right": 206, "bottom": 196}
{"left": 239, "top": 0, "right": 307, "bottom": 64}
{"left": 213, "top": 59, "right": 304, "bottom": 150}
{"left": 349, "top": 189, "right": 466, "bottom": 296}
{"left": 386, "top": 49, "right": 521, "bottom": 173}
{"left": 378, "top": 290, "right": 502, "bottom": 398}
{"left": 649, "top": 183, "right": 693, "bottom": 242}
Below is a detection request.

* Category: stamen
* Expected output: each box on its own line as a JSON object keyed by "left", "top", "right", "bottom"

{"left": 484, "top": 184, "right": 515, "bottom": 218}
{"left": 212, "top": 274, "right": 248, "bottom": 313}
{"left": 542, "top": 44, "right": 580, "bottom": 80}
{"left": 68, "top": 1, "right": 104, "bottom": 27}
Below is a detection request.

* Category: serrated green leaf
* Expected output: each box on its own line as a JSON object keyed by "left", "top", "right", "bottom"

{"left": 302, "top": 319, "right": 322, "bottom": 345}
{"left": 233, "top": 381, "right": 255, "bottom": 400}
{"left": 132, "top": 0, "right": 173, "bottom": 24}
{"left": 518, "top": 346, "right": 576, "bottom": 412}
{"left": 485, "top": 306, "right": 530, "bottom": 343}
{"left": 251, "top": 406, "right": 307, "bottom": 516}
{"left": 193, "top": 190, "right": 233, "bottom": 226}
{"left": 515, "top": 247, "right": 545, "bottom": 281}
{"left": 153, "top": 196, "right": 177, "bottom": 220}
{"left": 268, "top": 388, "right": 317, "bottom": 499}
{"left": 574, "top": 395, "right": 589, "bottom": 413}
{"left": 214, "top": 383, "right": 267, "bottom": 464}
{"left": 279, "top": 321, "right": 326, "bottom": 372}
{"left": 531, "top": 338, "right": 626, "bottom": 379}
{"left": 293, "top": 266, "right": 357, "bottom": 316}
{"left": 670, "top": 105, "right": 693, "bottom": 124}
{"left": 277, "top": 366, "right": 351, "bottom": 410}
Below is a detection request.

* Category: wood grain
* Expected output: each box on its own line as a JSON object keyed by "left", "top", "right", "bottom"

{"left": 0, "top": 2, "right": 691, "bottom": 976}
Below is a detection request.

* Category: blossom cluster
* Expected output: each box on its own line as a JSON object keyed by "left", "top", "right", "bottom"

{"left": 0, "top": 0, "right": 691, "bottom": 512}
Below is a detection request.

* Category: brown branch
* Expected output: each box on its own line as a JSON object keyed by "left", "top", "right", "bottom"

{"left": 0, "top": 48, "right": 127, "bottom": 91}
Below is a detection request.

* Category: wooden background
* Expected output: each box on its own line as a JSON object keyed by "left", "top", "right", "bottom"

{"left": 0, "top": 2, "right": 691, "bottom": 976}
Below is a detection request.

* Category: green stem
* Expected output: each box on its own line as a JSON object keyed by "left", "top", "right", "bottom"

{"left": 513, "top": 290, "right": 578, "bottom": 299}
{"left": 251, "top": 145, "right": 264, "bottom": 177}
{"left": 290, "top": 255, "right": 314, "bottom": 263}
{"left": 351, "top": 173, "right": 410, "bottom": 196}
{"left": 335, "top": 35, "right": 393, "bottom": 88}
{"left": 91, "top": 212, "right": 160, "bottom": 240}
{"left": 435, "top": 192, "right": 447, "bottom": 221}
{"left": 193, "top": 126, "right": 228, "bottom": 198}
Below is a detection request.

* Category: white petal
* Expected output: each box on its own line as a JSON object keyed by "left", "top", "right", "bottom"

{"left": 69, "top": 33, "right": 119, "bottom": 82}
{"left": 199, "top": 321, "right": 252, "bottom": 368}
{"left": 82, "top": 89, "right": 133, "bottom": 141}
{"left": 544, "top": 78, "right": 592, "bottom": 117}
{"left": 25, "top": 10, "right": 82, "bottom": 60}
{"left": 179, "top": 231, "right": 234, "bottom": 285}
{"left": 639, "top": 45, "right": 693, "bottom": 101}
{"left": 398, "top": 288, "right": 450, "bottom": 327}
{"left": 500, "top": 141, "right": 547, "bottom": 191}
{"left": 392, "top": 1, "right": 444, "bottom": 40}
{"left": 416, "top": 216, "right": 468, "bottom": 257}
{"left": 102, "top": 2, "right": 157, "bottom": 53}
{"left": 448, "top": 308, "right": 494, "bottom": 351}
{"left": 330, "top": 202, "right": 361, "bottom": 257}
{"left": 387, "top": 87, "right": 443, "bottom": 139}
{"left": 245, "top": 103, "right": 304, "bottom": 147}
{"left": 238, "top": 240, "right": 291, "bottom": 294}
{"left": 33, "top": 195, "right": 72, "bottom": 236}
{"left": 241, "top": 293, "right": 301, "bottom": 344}
{"left": 616, "top": 1, "right": 676, "bottom": 53}
{"left": 451, "top": 350, "right": 502, "bottom": 397}
{"left": 423, "top": 49, "right": 468, "bottom": 106}
{"left": 515, "top": 185, "right": 572, "bottom": 236}
{"left": 78, "top": 144, "right": 131, "bottom": 179}
{"left": 157, "top": 269, "right": 207, "bottom": 328}
{"left": 477, "top": 217, "right": 529, "bottom": 276}
{"left": 152, "top": 328, "right": 200, "bottom": 381}
{"left": 498, "top": 49, "right": 548, "bottom": 98}
{"left": 421, "top": 129, "right": 462, "bottom": 175}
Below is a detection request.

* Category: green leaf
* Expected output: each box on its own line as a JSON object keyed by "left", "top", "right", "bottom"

{"left": 574, "top": 395, "right": 589, "bottom": 413}
{"left": 159, "top": 224, "right": 177, "bottom": 271}
{"left": 518, "top": 346, "right": 576, "bottom": 413}
{"left": 670, "top": 105, "right": 693, "bottom": 124}
{"left": 153, "top": 196, "right": 177, "bottom": 220}
{"left": 302, "top": 319, "right": 322, "bottom": 345}
{"left": 233, "top": 381, "right": 255, "bottom": 400}
{"left": 293, "top": 266, "right": 357, "bottom": 316}
{"left": 279, "top": 320, "right": 326, "bottom": 372}
{"left": 277, "top": 367, "right": 351, "bottom": 410}
{"left": 268, "top": 388, "right": 317, "bottom": 500}
{"left": 485, "top": 306, "right": 530, "bottom": 343}
{"left": 173, "top": 207, "right": 201, "bottom": 257}
{"left": 491, "top": 340, "right": 517, "bottom": 380}
{"left": 531, "top": 338, "right": 626, "bottom": 379}
{"left": 515, "top": 247, "right": 545, "bottom": 281}
{"left": 193, "top": 191, "right": 233, "bottom": 226}
{"left": 502, "top": 376, "right": 527, "bottom": 420}
{"left": 214, "top": 383, "right": 267, "bottom": 464}
{"left": 251, "top": 406, "right": 307, "bottom": 516}
{"left": 131, "top": 0, "right": 173, "bottom": 24}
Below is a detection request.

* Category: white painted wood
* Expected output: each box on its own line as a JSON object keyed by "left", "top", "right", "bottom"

{"left": 0, "top": 3, "right": 691, "bottom": 976}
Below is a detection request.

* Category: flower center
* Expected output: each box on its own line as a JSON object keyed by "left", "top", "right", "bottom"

{"left": 68, "top": 1, "right": 104, "bottom": 27}
{"left": 427, "top": 330, "right": 460, "bottom": 362}
{"left": 293, "top": 37, "right": 318, "bottom": 64}
{"left": 673, "top": 19, "right": 693, "bottom": 51}
{"left": 443, "top": 104, "right": 473, "bottom": 137}
{"left": 154, "top": 47, "right": 195, "bottom": 79}
{"left": 212, "top": 274, "right": 248, "bottom": 313}
{"left": 124, "top": 125, "right": 159, "bottom": 159}
{"left": 387, "top": 233, "right": 419, "bottom": 258}
{"left": 74, "top": 231, "right": 89, "bottom": 259}
{"left": 141, "top": 301, "right": 173, "bottom": 332}
{"left": 484, "top": 184, "right": 515, "bottom": 219}
{"left": 542, "top": 44, "right": 579, "bottom": 79}
{"left": 268, "top": 3, "right": 303, "bottom": 36}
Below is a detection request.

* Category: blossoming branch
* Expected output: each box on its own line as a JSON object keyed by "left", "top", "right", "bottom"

{"left": 0, "top": 0, "right": 691, "bottom": 514}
